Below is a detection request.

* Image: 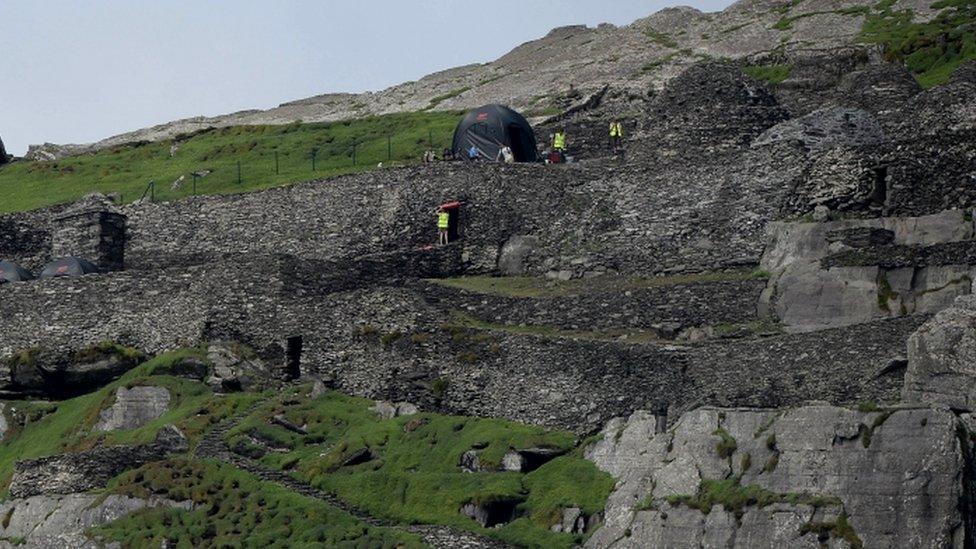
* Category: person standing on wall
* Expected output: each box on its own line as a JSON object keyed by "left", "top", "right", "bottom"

{"left": 609, "top": 120, "right": 623, "bottom": 152}
{"left": 436, "top": 206, "right": 451, "bottom": 245}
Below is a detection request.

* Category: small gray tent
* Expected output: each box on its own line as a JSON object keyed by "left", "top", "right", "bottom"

{"left": 39, "top": 257, "right": 100, "bottom": 279}
{"left": 452, "top": 104, "right": 538, "bottom": 162}
{"left": 0, "top": 260, "right": 33, "bottom": 284}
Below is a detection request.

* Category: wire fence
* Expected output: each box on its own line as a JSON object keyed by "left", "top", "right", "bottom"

{"left": 116, "top": 127, "right": 457, "bottom": 205}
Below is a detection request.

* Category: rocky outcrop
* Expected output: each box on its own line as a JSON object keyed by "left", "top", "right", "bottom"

{"left": 752, "top": 107, "right": 885, "bottom": 152}
{"left": 206, "top": 342, "right": 275, "bottom": 392}
{"left": 586, "top": 405, "right": 965, "bottom": 548}
{"left": 0, "top": 344, "right": 146, "bottom": 399}
{"left": 904, "top": 295, "right": 976, "bottom": 411}
{"left": 0, "top": 134, "right": 9, "bottom": 165}
{"left": 0, "top": 494, "right": 191, "bottom": 548}
{"left": 95, "top": 385, "right": 171, "bottom": 431}
{"left": 9, "top": 425, "right": 188, "bottom": 498}
{"left": 760, "top": 209, "right": 976, "bottom": 331}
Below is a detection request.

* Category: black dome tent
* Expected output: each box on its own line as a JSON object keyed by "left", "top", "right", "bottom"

{"left": 0, "top": 260, "right": 33, "bottom": 284}
{"left": 39, "top": 257, "right": 100, "bottom": 279}
{"left": 452, "top": 104, "right": 538, "bottom": 162}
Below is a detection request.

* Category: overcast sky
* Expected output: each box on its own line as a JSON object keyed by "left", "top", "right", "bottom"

{"left": 0, "top": 0, "right": 733, "bottom": 155}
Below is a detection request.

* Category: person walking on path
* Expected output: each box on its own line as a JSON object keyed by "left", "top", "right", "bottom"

{"left": 609, "top": 120, "right": 623, "bottom": 151}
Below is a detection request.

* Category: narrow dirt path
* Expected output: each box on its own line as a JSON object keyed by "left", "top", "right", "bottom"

{"left": 194, "top": 404, "right": 512, "bottom": 549}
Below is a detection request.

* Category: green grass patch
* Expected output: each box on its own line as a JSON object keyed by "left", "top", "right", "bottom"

{"left": 743, "top": 64, "right": 794, "bottom": 83}
{"left": 0, "top": 111, "right": 461, "bottom": 214}
{"left": 645, "top": 29, "right": 679, "bottom": 48}
{"left": 666, "top": 478, "right": 841, "bottom": 519}
{"left": 425, "top": 87, "right": 471, "bottom": 110}
{"left": 860, "top": 0, "right": 976, "bottom": 87}
{"left": 94, "top": 457, "right": 421, "bottom": 548}
{"left": 225, "top": 390, "right": 613, "bottom": 548}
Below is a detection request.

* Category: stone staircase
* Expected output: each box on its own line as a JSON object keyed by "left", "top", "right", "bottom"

{"left": 195, "top": 402, "right": 511, "bottom": 549}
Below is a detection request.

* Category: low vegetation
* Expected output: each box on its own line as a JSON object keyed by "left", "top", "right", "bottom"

{"left": 94, "top": 458, "right": 421, "bottom": 548}
{"left": 860, "top": 0, "right": 976, "bottom": 87}
{"left": 0, "top": 111, "right": 460, "bottom": 214}
{"left": 666, "top": 477, "right": 842, "bottom": 519}
{"left": 743, "top": 64, "right": 794, "bottom": 83}
{"left": 225, "top": 388, "right": 615, "bottom": 548}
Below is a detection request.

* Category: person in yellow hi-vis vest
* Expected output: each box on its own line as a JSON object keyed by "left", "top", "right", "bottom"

{"left": 609, "top": 120, "right": 623, "bottom": 151}
{"left": 552, "top": 129, "right": 567, "bottom": 152}
{"left": 436, "top": 207, "right": 451, "bottom": 245}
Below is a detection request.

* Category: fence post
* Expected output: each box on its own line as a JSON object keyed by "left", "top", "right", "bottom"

{"left": 237, "top": 161, "right": 242, "bottom": 185}
{"left": 352, "top": 142, "right": 357, "bottom": 166}
{"left": 275, "top": 151, "right": 279, "bottom": 175}
{"left": 311, "top": 148, "right": 317, "bottom": 171}
{"left": 387, "top": 135, "right": 391, "bottom": 161}
{"left": 428, "top": 129, "right": 433, "bottom": 149}
{"left": 150, "top": 180, "right": 155, "bottom": 202}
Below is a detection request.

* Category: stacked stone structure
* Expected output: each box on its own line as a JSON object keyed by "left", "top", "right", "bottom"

{"left": 50, "top": 193, "right": 126, "bottom": 272}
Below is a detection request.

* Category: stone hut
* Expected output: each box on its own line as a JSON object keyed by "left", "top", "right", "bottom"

{"left": 51, "top": 193, "right": 127, "bottom": 272}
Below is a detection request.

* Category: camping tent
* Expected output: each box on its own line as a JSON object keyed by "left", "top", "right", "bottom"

{"left": 0, "top": 260, "right": 33, "bottom": 284}
{"left": 452, "top": 105, "right": 538, "bottom": 162}
{"left": 39, "top": 257, "right": 100, "bottom": 279}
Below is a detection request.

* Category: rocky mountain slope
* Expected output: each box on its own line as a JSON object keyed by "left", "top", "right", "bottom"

{"left": 1, "top": 1, "right": 975, "bottom": 547}
{"left": 23, "top": 0, "right": 949, "bottom": 160}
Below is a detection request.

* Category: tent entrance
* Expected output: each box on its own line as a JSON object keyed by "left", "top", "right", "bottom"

{"left": 507, "top": 124, "right": 533, "bottom": 162}
{"left": 285, "top": 336, "right": 303, "bottom": 380}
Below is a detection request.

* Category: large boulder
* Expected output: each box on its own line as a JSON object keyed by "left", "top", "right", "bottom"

{"left": 95, "top": 385, "right": 171, "bottom": 431}
{"left": 585, "top": 405, "right": 965, "bottom": 548}
{"left": 0, "top": 494, "right": 191, "bottom": 548}
{"left": 904, "top": 295, "right": 976, "bottom": 411}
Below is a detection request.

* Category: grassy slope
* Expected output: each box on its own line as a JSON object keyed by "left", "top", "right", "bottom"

{"left": 0, "top": 349, "right": 262, "bottom": 493}
{"left": 0, "top": 111, "right": 460, "bottom": 214}
{"left": 227, "top": 388, "right": 615, "bottom": 549}
{"left": 0, "top": 351, "right": 615, "bottom": 546}
{"left": 860, "top": 0, "right": 976, "bottom": 87}
{"left": 95, "top": 458, "right": 423, "bottom": 548}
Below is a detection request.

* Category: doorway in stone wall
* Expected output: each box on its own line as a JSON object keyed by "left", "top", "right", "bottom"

{"left": 285, "top": 336, "right": 303, "bottom": 380}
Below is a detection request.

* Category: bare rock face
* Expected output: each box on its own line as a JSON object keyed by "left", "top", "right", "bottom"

{"left": 95, "top": 385, "right": 171, "bottom": 431}
{"left": 585, "top": 405, "right": 965, "bottom": 548}
{"left": 0, "top": 134, "right": 9, "bottom": 165}
{"left": 904, "top": 295, "right": 976, "bottom": 411}
{"left": 0, "top": 494, "right": 191, "bottom": 548}
{"left": 206, "top": 342, "right": 273, "bottom": 392}
{"left": 760, "top": 209, "right": 976, "bottom": 331}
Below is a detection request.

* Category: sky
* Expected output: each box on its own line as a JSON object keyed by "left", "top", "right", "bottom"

{"left": 0, "top": 0, "right": 733, "bottom": 155}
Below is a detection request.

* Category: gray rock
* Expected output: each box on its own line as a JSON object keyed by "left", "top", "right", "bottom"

{"left": 370, "top": 400, "right": 419, "bottom": 420}
{"left": 0, "top": 135, "right": 8, "bottom": 165}
{"left": 904, "top": 295, "right": 976, "bottom": 410}
{"left": 9, "top": 425, "right": 188, "bottom": 498}
{"left": 497, "top": 236, "right": 539, "bottom": 275}
{"left": 95, "top": 385, "right": 171, "bottom": 431}
{"left": 753, "top": 107, "right": 885, "bottom": 152}
{"left": 586, "top": 405, "right": 964, "bottom": 548}
{"left": 206, "top": 342, "right": 272, "bottom": 393}
{"left": 0, "top": 494, "right": 191, "bottom": 548}
{"left": 0, "top": 402, "right": 8, "bottom": 442}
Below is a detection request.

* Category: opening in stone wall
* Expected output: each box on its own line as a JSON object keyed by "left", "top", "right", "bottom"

{"left": 285, "top": 336, "right": 303, "bottom": 380}
{"left": 871, "top": 166, "right": 888, "bottom": 207}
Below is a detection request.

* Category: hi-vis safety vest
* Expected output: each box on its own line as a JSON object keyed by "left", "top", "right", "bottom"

{"left": 553, "top": 132, "right": 566, "bottom": 150}
{"left": 610, "top": 122, "right": 623, "bottom": 137}
{"left": 438, "top": 212, "right": 450, "bottom": 229}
